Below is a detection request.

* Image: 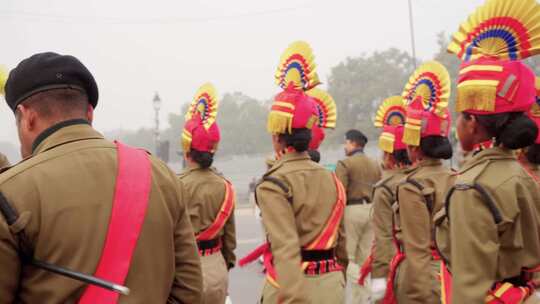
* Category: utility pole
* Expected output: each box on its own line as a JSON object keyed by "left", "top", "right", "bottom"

{"left": 408, "top": 0, "right": 417, "bottom": 69}
{"left": 152, "top": 92, "right": 162, "bottom": 155}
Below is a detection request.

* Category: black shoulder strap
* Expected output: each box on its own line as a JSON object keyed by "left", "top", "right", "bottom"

{"left": 372, "top": 183, "right": 394, "bottom": 201}
{"left": 444, "top": 183, "right": 503, "bottom": 224}
{"left": 255, "top": 176, "right": 292, "bottom": 204}
{"left": 404, "top": 178, "right": 434, "bottom": 214}
{"left": 0, "top": 192, "right": 18, "bottom": 226}
{"left": 262, "top": 176, "right": 290, "bottom": 194}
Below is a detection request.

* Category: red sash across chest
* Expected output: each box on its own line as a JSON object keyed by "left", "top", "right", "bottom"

{"left": 239, "top": 173, "right": 346, "bottom": 287}
{"left": 78, "top": 142, "right": 152, "bottom": 304}
{"left": 196, "top": 180, "right": 235, "bottom": 255}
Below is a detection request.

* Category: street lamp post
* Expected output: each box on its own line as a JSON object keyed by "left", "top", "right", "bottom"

{"left": 152, "top": 92, "right": 162, "bottom": 155}
{"left": 408, "top": 0, "right": 417, "bottom": 69}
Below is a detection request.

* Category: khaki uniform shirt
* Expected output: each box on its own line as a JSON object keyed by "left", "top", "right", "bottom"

{"left": 256, "top": 152, "right": 348, "bottom": 304}
{"left": 435, "top": 147, "right": 540, "bottom": 303}
{"left": 0, "top": 153, "right": 9, "bottom": 169}
{"left": 178, "top": 165, "right": 237, "bottom": 268}
{"left": 0, "top": 121, "right": 202, "bottom": 304}
{"left": 371, "top": 167, "right": 411, "bottom": 278}
{"left": 336, "top": 150, "right": 381, "bottom": 203}
{"left": 395, "top": 158, "right": 455, "bottom": 304}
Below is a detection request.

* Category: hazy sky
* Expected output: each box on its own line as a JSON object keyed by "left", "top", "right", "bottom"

{"left": 1, "top": 0, "right": 485, "bottom": 143}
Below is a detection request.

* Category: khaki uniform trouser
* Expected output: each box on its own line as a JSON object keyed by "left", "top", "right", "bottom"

{"left": 345, "top": 204, "right": 373, "bottom": 303}
{"left": 395, "top": 259, "right": 440, "bottom": 304}
{"left": 260, "top": 271, "right": 345, "bottom": 304}
{"left": 201, "top": 252, "right": 229, "bottom": 304}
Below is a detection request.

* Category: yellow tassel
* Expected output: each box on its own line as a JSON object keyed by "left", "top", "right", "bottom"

{"left": 456, "top": 85, "right": 497, "bottom": 112}
{"left": 403, "top": 125, "right": 421, "bottom": 146}
{"left": 181, "top": 133, "right": 192, "bottom": 153}
{"left": 378, "top": 134, "right": 395, "bottom": 153}
{"left": 267, "top": 111, "right": 293, "bottom": 134}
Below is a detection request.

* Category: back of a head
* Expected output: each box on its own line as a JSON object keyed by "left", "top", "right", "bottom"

{"left": 190, "top": 149, "right": 214, "bottom": 169}
{"left": 393, "top": 149, "right": 412, "bottom": 166}
{"left": 345, "top": 129, "right": 368, "bottom": 146}
{"left": 279, "top": 128, "right": 312, "bottom": 152}
{"left": 476, "top": 112, "right": 539, "bottom": 150}
{"left": 21, "top": 88, "right": 90, "bottom": 123}
{"left": 420, "top": 136, "right": 453, "bottom": 160}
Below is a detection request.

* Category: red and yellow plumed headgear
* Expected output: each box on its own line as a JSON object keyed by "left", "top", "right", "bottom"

{"left": 182, "top": 83, "right": 221, "bottom": 153}
{"left": 374, "top": 96, "right": 407, "bottom": 153}
{"left": 267, "top": 41, "right": 319, "bottom": 135}
{"left": 529, "top": 77, "right": 540, "bottom": 144}
{"left": 448, "top": 0, "right": 540, "bottom": 115}
{"left": 402, "top": 61, "right": 452, "bottom": 147}
{"left": 305, "top": 87, "right": 337, "bottom": 150}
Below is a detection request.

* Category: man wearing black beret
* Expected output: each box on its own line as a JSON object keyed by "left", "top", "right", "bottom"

{"left": 0, "top": 52, "right": 203, "bottom": 303}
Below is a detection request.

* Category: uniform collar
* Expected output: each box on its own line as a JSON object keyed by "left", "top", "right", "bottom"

{"left": 265, "top": 151, "right": 310, "bottom": 176}
{"left": 417, "top": 158, "right": 442, "bottom": 168}
{"left": 459, "top": 146, "right": 515, "bottom": 175}
{"left": 348, "top": 147, "right": 364, "bottom": 156}
{"left": 32, "top": 119, "right": 104, "bottom": 156}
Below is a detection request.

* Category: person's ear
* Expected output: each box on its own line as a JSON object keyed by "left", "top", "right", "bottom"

{"left": 16, "top": 104, "right": 37, "bottom": 133}
{"left": 86, "top": 104, "right": 94, "bottom": 124}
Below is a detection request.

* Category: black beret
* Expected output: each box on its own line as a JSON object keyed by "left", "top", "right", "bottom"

{"left": 4, "top": 52, "right": 98, "bottom": 112}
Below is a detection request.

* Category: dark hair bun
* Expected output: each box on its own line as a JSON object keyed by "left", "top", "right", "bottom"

{"left": 420, "top": 136, "right": 453, "bottom": 160}
{"left": 392, "top": 149, "right": 412, "bottom": 166}
{"left": 499, "top": 114, "right": 538, "bottom": 150}
{"left": 190, "top": 149, "right": 214, "bottom": 168}
{"left": 526, "top": 144, "right": 540, "bottom": 164}
{"left": 308, "top": 150, "right": 321, "bottom": 163}
{"left": 279, "top": 128, "right": 312, "bottom": 152}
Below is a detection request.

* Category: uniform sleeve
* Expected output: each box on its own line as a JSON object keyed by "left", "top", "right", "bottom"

{"left": 257, "top": 180, "right": 309, "bottom": 304}
{"left": 221, "top": 204, "right": 237, "bottom": 269}
{"left": 168, "top": 179, "right": 203, "bottom": 304}
{"left": 335, "top": 161, "right": 349, "bottom": 191}
{"left": 372, "top": 186, "right": 395, "bottom": 278}
{"left": 397, "top": 183, "right": 433, "bottom": 304}
{"left": 0, "top": 212, "right": 20, "bottom": 304}
{"left": 449, "top": 188, "right": 498, "bottom": 303}
{"left": 336, "top": 209, "right": 348, "bottom": 272}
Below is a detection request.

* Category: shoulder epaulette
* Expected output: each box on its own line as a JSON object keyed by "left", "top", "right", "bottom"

{"left": 444, "top": 182, "right": 502, "bottom": 225}
{"left": 255, "top": 175, "right": 292, "bottom": 204}
{"left": 399, "top": 178, "right": 434, "bottom": 214}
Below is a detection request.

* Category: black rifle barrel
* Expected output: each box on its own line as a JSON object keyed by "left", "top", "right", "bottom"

{"left": 31, "top": 259, "right": 130, "bottom": 296}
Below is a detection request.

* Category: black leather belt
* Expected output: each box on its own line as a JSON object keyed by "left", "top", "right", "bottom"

{"left": 347, "top": 198, "right": 370, "bottom": 205}
{"left": 197, "top": 238, "right": 220, "bottom": 250}
{"left": 301, "top": 249, "right": 335, "bottom": 262}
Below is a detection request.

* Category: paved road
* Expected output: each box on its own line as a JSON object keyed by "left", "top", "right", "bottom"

{"left": 228, "top": 207, "right": 265, "bottom": 304}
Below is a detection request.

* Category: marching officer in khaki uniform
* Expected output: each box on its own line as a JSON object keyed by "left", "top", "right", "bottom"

{"left": 179, "top": 83, "right": 236, "bottom": 304}
{"left": 435, "top": 1, "right": 540, "bottom": 303}
{"left": 335, "top": 128, "right": 381, "bottom": 302}
{"left": 242, "top": 41, "right": 347, "bottom": 304}
{"left": 360, "top": 96, "right": 412, "bottom": 302}
{"left": 384, "top": 61, "right": 455, "bottom": 304}
{"left": 0, "top": 153, "right": 9, "bottom": 169}
{"left": 0, "top": 52, "right": 203, "bottom": 303}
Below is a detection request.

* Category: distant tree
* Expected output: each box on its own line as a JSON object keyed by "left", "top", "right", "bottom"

{"left": 326, "top": 48, "right": 416, "bottom": 145}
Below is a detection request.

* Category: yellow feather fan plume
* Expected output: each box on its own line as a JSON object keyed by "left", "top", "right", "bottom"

{"left": 184, "top": 83, "right": 219, "bottom": 130}
{"left": 306, "top": 87, "right": 337, "bottom": 129}
{"left": 374, "top": 96, "right": 406, "bottom": 128}
{"left": 448, "top": 0, "right": 540, "bottom": 61}
{"left": 275, "top": 41, "right": 320, "bottom": 90}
